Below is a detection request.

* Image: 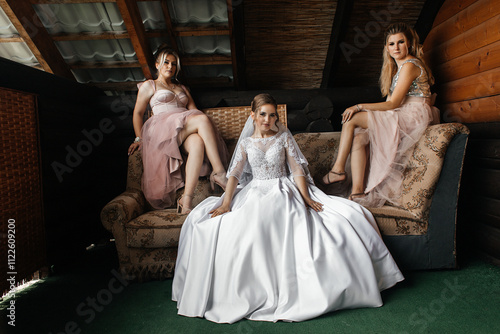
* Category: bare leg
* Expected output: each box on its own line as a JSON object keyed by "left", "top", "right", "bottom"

{"left": 178, "top": 114, "right": 225, "bottom": 174}
{"left": 350, "top": 134, "right": 368, "bottom": 196}
{"left": 179, "top": 134, "right": 205, "bottom": 213}
{"left": 323, "top": 112, "right": 369, "bottom": 184}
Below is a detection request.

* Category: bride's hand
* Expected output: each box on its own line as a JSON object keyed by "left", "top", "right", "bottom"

{"left": 305, "top": 198, "right": 323, "bottom": 212}
{"left": 210, "top": 204, "right": 230, "bottom": 218}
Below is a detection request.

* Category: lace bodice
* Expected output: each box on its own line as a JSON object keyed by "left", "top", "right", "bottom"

{"left": 390, "top": 58, "right": 431, "bottom": 98}
{"left": 228, "top": 131, "right": 306, "bottom": 181}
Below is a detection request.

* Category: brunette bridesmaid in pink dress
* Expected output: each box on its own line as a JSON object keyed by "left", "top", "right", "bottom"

{"left": 321, "top": 23, "right": 439, "bottom": 207}
{"left": 128, "top": 45, "right": 229, "bottom": 213}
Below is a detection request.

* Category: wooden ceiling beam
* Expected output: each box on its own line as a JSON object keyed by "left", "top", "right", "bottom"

{"left": 1, "top": 0, "right": 75, "bottom": 79}
{"left": 116, "top": 0, "right": 154, "bottom": 79}
{"left": 321, "top": 0, "right": 353, "bottom": 89}
{"left": 52, "top": 31, "right": 129, "bottom": 41}
{"left": 68, "top": 60, "right": 140, "bottom": 69}
{"left": 30, "top": 0, "right": 115, "bottom": 4}
{"left": 159, "top": 0, "right": 178, "bottom": 53}
{"left": 90, "top": 76, "right": 233, "bottom": 91}
{"left": 226, "top": 0, "right": 245, "bottom": 89}
{"left": 414, "top": 0, "right": 446, "bottom": 42}
{"left": 182, "top": 54, "right": 232, "bottom": 66}
{"left": 67, "top": 55, "right": 232, "bottom": 69}
{"left": 175, "top": 23, "right": 230, "bottom": 37}
{"left": 0, "top": 35, "right": 24, "bottom": 43}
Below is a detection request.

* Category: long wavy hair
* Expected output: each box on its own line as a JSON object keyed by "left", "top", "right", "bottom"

{"left": 379, "top": 23, "right": 434, "bottom": 97}
{"left": 154, "top": 44, "right": 181, "bottom": 82}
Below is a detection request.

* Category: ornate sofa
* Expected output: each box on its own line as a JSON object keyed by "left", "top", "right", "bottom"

{"left": 100, "top": 105, "right": 287, "bottom": 281}
{"left": 101, "top": 106, "right": 469, "bottom": 281}
{"left": 294, "top": 122, "right": 469, "bottom": 270}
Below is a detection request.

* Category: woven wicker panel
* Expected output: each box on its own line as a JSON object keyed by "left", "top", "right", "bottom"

{"left": 0, "top": 88, "right": 46, "bottom": 296}
{"left": 203, "top": 104, "right": 287, "bottom": 142}
{"left": 244, "top": 0, "right": 336, "bottom": 89}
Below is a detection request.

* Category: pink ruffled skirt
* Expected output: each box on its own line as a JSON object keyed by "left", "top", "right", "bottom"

{"left": 141, "top": 108, "right": 229, "bottom": 209}
{"left": 354, "top": 96, "right": 439, "bottom": 207}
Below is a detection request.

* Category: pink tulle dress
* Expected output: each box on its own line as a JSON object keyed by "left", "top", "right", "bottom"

{"left": 354, "top": 58, "right": 440, "bottom": 207}
{"left": 140, "top": 80, "right": 229, "bottom": 209}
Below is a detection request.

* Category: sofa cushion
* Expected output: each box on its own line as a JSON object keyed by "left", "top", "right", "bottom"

{"left": 368, "top": 205, "right": 428, "bottom": 235}
{"left": 401, "top": 123, "right": 469, "bottom": 220}
{"left": 126, "top": 209, "right": 184, "bottom": 248}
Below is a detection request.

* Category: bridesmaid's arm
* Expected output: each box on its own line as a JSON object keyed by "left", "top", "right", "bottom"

{"left": 294, "top": 175, "right": 323, "bottom": 212}
{"left": 210, "top": 176, "right": 239, "bottom": 217}
{"left": 180, "top": 85, "right": 198, "bottom": 110}
{"left": 128, "top": 82, "right": 154, "bottom": 155}
{"left": 360, "top": 62, "right": 420, "bottom": 111}
{"left": 342, "top": 62, "right": 420, "bottom": 123}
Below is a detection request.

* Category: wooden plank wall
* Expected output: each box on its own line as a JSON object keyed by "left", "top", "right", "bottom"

{"left": 423, "top": 0, "right": 500, "bottom": 265}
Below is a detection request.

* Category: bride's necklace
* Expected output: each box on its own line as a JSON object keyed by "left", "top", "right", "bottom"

{"left": 157, "top": 79, "right": 176, "bottom": 91}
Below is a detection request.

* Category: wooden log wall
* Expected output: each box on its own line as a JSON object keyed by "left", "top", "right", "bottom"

{"left": 423, "top": 0, "right": 500, "bottom": 265}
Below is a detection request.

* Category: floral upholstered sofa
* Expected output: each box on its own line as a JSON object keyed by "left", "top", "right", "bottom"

{"left": 294, "top": 122, "right": 469, "bottom": 270}
{"left": 101, "top": 106, "right": 469, "bottom": 281}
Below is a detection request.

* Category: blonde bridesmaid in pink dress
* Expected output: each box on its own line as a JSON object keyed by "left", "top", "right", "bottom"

{"left": 321, "top": 23, "right": 439, "bottom": 207}
{"left": 128, "top": 46, "right": 229, "bottom": 213}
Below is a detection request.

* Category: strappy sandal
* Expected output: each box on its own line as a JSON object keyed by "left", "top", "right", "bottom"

{"left": 348, "top": 193, "right": 366, "bottom": 201}
{"left": 322, "top": 170, "right": 347, "bottom": 185}
{"left": 210, "top": 171, "right": 227, "bottom": 191}
{"left": 177, "top": 194, "right": 194, "bottom": 214}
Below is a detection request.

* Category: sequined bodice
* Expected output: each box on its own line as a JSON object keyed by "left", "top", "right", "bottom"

{"left": 390, "top": 58, "right": 431, "bottom": 98}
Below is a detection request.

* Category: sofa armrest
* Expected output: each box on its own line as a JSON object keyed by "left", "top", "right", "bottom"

{"left": 101, "top": 189, "right": 147, "bottom": 231}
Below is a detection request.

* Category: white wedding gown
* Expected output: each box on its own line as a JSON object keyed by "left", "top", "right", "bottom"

{"left": 172, "top": 131, "right": 404, "bottom": 323}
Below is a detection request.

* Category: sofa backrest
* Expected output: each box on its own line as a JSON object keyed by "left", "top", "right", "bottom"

{"left": 401, "top": 123, "right": 469, "bottom": 220}
{"left": 294, "top": 123, "right": 470, "bottom": 219}
{"left": 203, "top": 105, "right": 287, "bottom": 155}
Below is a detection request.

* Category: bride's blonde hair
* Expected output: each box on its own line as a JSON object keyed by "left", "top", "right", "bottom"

{"left": 379, "top": 23, "right": 434, "bottom": 97}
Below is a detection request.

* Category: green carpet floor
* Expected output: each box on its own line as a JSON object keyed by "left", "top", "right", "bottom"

{"left": 1, "top": 242, "right": 500, "bottom": 334}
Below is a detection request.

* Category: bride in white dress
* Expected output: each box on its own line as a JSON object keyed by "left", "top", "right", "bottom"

{"left": 172, "top": 94, "right": 404, "bottom": 323}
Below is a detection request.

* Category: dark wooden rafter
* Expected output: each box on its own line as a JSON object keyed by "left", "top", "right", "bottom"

{"left": 1, "top": 0, "right": 74, "bottom": 79}
{"left": 321, "top": 0, "right": 353, "bottom": 89}
{"left": 182, "top": 54, "right": 232, "bottom": 66}
{"left": 30, "top": 0, "right": 115, "bottom": 4}
{"left": 68, "top": 60, "right": 140, "bottom": 69}
{"left": 414, "top": 0, "right": 446, "bottom": 42}
{"left": 175, "top": 23, "right": 229, "bottom": 37}
{"left": 159, "top": 0, "right": 178, "bottom": 52}
{"left": 227, "top": 0, "right": 246, "bottom": 89}
{"left": 67, "top": 54, "right": 230, "bottom": 70}
{"left": 91, "top": 76, "right": 233, "bottom": 92}
{"left": 51, "top": 31, "right": 129, "bottom": 41}
{"left": 116, "top": 0, "right": 154, "bottom": 79}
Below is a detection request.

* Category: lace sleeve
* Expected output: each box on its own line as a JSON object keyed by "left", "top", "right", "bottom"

{"left": 227, "top": 140, "right": 248, "bottom": 181}
{"left": 284, "top": 132, "right": 307, "bottom": 177}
